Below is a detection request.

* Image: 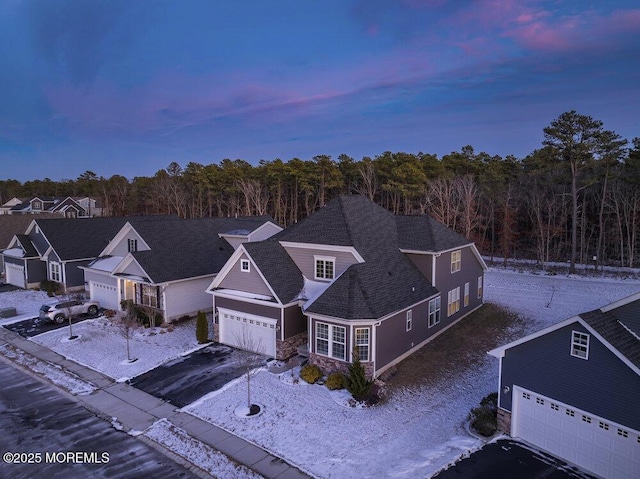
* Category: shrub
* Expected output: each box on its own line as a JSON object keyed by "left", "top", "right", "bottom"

{"left": 469, "top": 392, "right": 498, "bottom": 437}
{"left": 196, "top": 310, "right": 208, "bottom": 344}
{"left": 347, "top": 351, "right": 373, "bottom": 401}
{"left": 325, "top": 372, "right": 345, "bottom": 390}
{"left": 40, "top": 280, "right": 61, "bottom": 296}
{"left": 300, "top": 364, "right": 323, "bottom": 384}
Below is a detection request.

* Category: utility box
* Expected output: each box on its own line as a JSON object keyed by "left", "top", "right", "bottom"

{"left": 0, "top": 307, "right": 17, "bottom": 318}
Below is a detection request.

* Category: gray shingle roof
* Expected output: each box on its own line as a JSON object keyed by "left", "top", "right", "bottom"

{"left": 273, "top": 195, "right": 441, "bottom": 319}
{"left": 580, "top": 301, "right": 640, "bottom": 370}
{"left": 35, "top": 217, "right": 131, "bottom": 260}
{"left": 15, "top": 235, "right": 39, "bottom": 258}
{"left": 129, "top": 216, "right": 274, "bottom": 283}
{"left": 395, "top": 215, "right": 471, "bottom": 251}
{"left": 243, "top": 241, "right": 304, "bottom": 303}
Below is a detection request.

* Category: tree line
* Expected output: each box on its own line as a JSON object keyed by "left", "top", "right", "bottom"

{"left": 2, "top": 111, "right": 639, "bottom": 272}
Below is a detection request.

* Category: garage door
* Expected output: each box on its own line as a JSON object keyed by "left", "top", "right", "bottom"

{"left": 513, "top": 386, "right": 640, "bottom": 479}
{"left": 89, "top": 281, "right": 118, "bottom": 310}
{"left": 5, "top": 263, "right": 25, "bottom": 288}
{"left": 218, "top": 307, "right": 276, "bottom": 358}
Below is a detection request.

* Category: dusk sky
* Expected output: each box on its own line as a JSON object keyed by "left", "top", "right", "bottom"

{"left": 1, "top": 0, "right": 639, "bottom": 182}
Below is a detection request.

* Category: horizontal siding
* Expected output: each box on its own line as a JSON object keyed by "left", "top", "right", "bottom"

{"left": 283, "top": 305, "right": 306, "bottom": 339}
{"left": 435, "top": 246, "right": 483, "bottom": 321}
{"left": 109, "top": 231, "right": 147, "bottom": 256}
{"left": 215, "top": 296, "right": 280, "bottom": 320}
{"left": 120, "top": 260, "right": 148, "bottom": 278}
{"left": 64, "top": 260, "right": 88, "bottom": 288}
{"left": 84, "top": 270, "right": 118, "bottom": 287}
{"left": 282, "top": 246, "right": 358, "bottom": 280}
{"left": 164, "top": 276, "right": 214, "bottom": 320}
{"left": 500, "top": 322, "right": 640, "bottom": 431}
{"left": 218, "top": 254, "right": 272, "bottom": 297}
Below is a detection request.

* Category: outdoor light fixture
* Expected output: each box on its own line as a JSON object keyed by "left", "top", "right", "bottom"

{"left": 503, "top": 386, "right": 510, "bottom": 394}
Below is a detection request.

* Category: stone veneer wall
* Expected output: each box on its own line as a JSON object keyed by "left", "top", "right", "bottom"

{"left": 309, "top": 353, "right": 375, "bottom": 378}
{"left": 213, "top": 323, "right": 220, "bottom": 342}
{"left": 276, "top": 333, "right": 307, "bottom": 360}
{"left": 497, "top": 408, "right": 512, "bottom": 434}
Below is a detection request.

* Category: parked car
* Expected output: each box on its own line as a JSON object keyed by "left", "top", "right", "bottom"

{"left": 39, "top": 299, "right": 100, "bottom": 324}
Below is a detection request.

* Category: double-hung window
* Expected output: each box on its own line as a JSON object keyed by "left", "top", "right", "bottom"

{"left": 447, "top": 287, "right": 460, "bottom": 316}
{"left": 464, "top": 282, "right": 470, "bottom": 307}
{"left": 49, "top": 262, "right": 61, "bottom": 282}
{"left": 428, "top": 296, "right": 441, "bottom": 327}
{"left": 571, "top": 331, "right": 589, "bottom": 359}
{"left": 355, "top": 328, "right": 369, "bottom": 361}
{"left": 451, "top": 250, "right": 461, "bottom": 273}
{"left": 315, "top": 322, "right": 346, "bottom": 360}
{"left": 477, "top": 276, "right": 483, "bottom": 299}
{"left": 406, "top": 310, "right": 412, "bottom": 331}
{"left": 140, "top": 284, "right": 158, "bottom": 308}
{"left": 314, "top": 256, "right": 335, "bottom": 280}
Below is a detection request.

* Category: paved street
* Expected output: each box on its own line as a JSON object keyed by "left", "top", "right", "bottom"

{"left": 130, "top": 344, "right": 262, "bottom": 407}
{"left": 0, "top": 360, "right": 197, "bottom": 479}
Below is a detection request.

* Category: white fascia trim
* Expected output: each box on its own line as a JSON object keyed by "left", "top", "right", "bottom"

{"left": 307, "top": 313, "right": 377, "bottom": 328}
{"left": 487, "top": 316, "right": 640, "bottom": 378}
{"left": 248, "top": 221, "right": 283, "bottom": 240}
{"left": 101, "top": 222, "right": 151, "bottom": 256}
{"left": 212, "top": 290, "right": 281, "bottom": 308}
{"left": 112, "top": 254, "right": 153, "bottom": 282}
{"left": 208, "top": 246, "right": 247, "bottom": 290}
{"left": 600, "top": 291, "right": 640, "bottom": 312}
{"left": 279, "top": 241, "right": 365, "bottom": 263}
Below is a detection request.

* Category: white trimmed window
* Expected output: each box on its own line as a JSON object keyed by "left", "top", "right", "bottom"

{"left": 140, "top": 284, "right": 158, "bottom": 308}
{"left": 314, "top": 256, "right": 335, "bottom": 280}
{"left": 33, "top": 200, "right": 42, "bottom": 210}
{"left": 355, "top": 328, "right": 369, "bottom": 361}
{"left": 128, "top": 238, "right": 138, "bottom": 253}
{"left": 447, "top": 287, "right": 460, "bottom": 316}
{"left": 406, "top": 310, "right": 412, "bottom": 331}
{"left": 240, "top": 259, "right": 250, "bottom": 272}
{"left": 49, "top": 262, "right": 61, "bottom": 282}
{"left": 315, "top": 322, "right": 345, "bottom": 360}
{"left": 477, "top": 276, "right": 483, "bottom": 299}
{"left": 428, "top": 296, "right": 441, "bottom": 327}
{"left": 464, "top": 282, "right": 470, "bottom": 307}
{"left": 571, "top": 331, "right": 589, "bottom": 359}
{"left": 451, "top": 250, "right": 461, "bottom": 273}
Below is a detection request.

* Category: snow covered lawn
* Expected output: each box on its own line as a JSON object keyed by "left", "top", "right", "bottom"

{"left": 183, "top": 269, "right": 640, "bottom": 479}
{"left": 0, "top": 288, "right": 51, "bottom": 324}
{"left": 30, "top": 316, "right": 205, "bottom": 382}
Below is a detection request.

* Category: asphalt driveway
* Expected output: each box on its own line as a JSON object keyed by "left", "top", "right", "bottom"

{"left": 3, "top": 315, "right": 97, "bottom": 338}
{"left": 129, "top": 343, "right": 266, "bottom": 408}
{"left": 432, "top": 439, "right": 595, "bottom": 479}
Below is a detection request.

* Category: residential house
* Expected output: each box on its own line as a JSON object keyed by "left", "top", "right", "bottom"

{"left": 0, "top": 197, "right": 24, "bottom": 215}
{"left": 82, "top": 217, "right": 281, "bottom": 322}
{"left": 488, "top": 293, "right": 640, "bottom": 479}
{"left": 2, "top": 217, "right": 129, "bottom": 290}
{"left": 7, "top": 196, "right": 102, "bottom": 217}
{"left": 208, "top": 195, "right": 487, "bottom": 376}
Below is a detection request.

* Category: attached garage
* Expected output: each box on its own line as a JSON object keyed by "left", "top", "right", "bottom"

{"left": 89, "top": 281, "right": 118, "bottom": 310}
{"left": 5, "top": 263, "right": 25, "bottom": 288}
{"left": 218, "top": 307, "right": 276, "bottom": 358}
{"left": 513, "top": 386, "right": 640, "bottom": 479}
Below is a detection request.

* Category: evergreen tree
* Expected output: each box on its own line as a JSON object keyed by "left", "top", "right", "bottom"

{"left": 347, "top": 348, "right": 373, "bottom": 401}
{"left": 196, "top": 310, "right": 208, "bottom": 344}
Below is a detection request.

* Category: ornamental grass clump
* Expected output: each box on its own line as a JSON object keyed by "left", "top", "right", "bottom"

{"left": 300, "top": 364, "right": 323, "bottom": 384}
{"left": 325, "top": 371, "right": 346, "bottom": 390}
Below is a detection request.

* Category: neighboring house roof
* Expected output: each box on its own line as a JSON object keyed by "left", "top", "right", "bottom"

{"left": 489, "top": 292, "right": 640, "bottom": 375}
{"left": 35, "top": 217, "right": 130, "bottom": 260}
{"left": 0, "top": 213, "right": 61, "bottom": 249}
{"left": 125, "top": 216, "right": 275, "bottom": 284}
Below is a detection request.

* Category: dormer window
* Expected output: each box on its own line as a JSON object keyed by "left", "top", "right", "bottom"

{"left": 451, "top": 250, "right": 461, "bottom": 273}
{"left": 314, "top": 256, "right": 335, "bottom": 280}
{"left": 33, "top": 200, "right": 42, "bottom": 210}
{"left": 128, "top": 239, "right": 138, "bottom": 253}
{"left": 240, "top": 259, "right": 250, "bottom": 272}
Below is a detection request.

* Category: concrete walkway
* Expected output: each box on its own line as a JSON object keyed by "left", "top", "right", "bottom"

{"left": 0, "top": 327, "right": 311, "bottom": 479}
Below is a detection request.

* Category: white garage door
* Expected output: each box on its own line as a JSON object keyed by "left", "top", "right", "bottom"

{"left": 513, "top": 386, "right": 640, "bottom": 479}
{"left": 5, "top": 263, "right": 25, "bottom": 288}
{"left": 89, "top": 281, "right": 118, "bottom": 310}
{"left": 218, "top": 307, "right": 276, "bottom": 358}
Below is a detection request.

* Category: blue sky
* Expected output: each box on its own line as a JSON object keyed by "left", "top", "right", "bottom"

{"left": 1, "top": 0, "right": 639, "bottom": 182}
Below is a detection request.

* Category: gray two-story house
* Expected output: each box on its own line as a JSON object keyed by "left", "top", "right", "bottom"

{"left": 208, "top": 195, "right": 487, "bottom": 378}
{"left": 489, "top": 292, "right": 640, "bottom": 479}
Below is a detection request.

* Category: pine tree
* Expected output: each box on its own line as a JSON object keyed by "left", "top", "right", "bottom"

{"left": 196, "top": 311, "right": 208, "bottom": 344}
{"left": 347, "top": 348, "right": 372, "bottom": 401}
